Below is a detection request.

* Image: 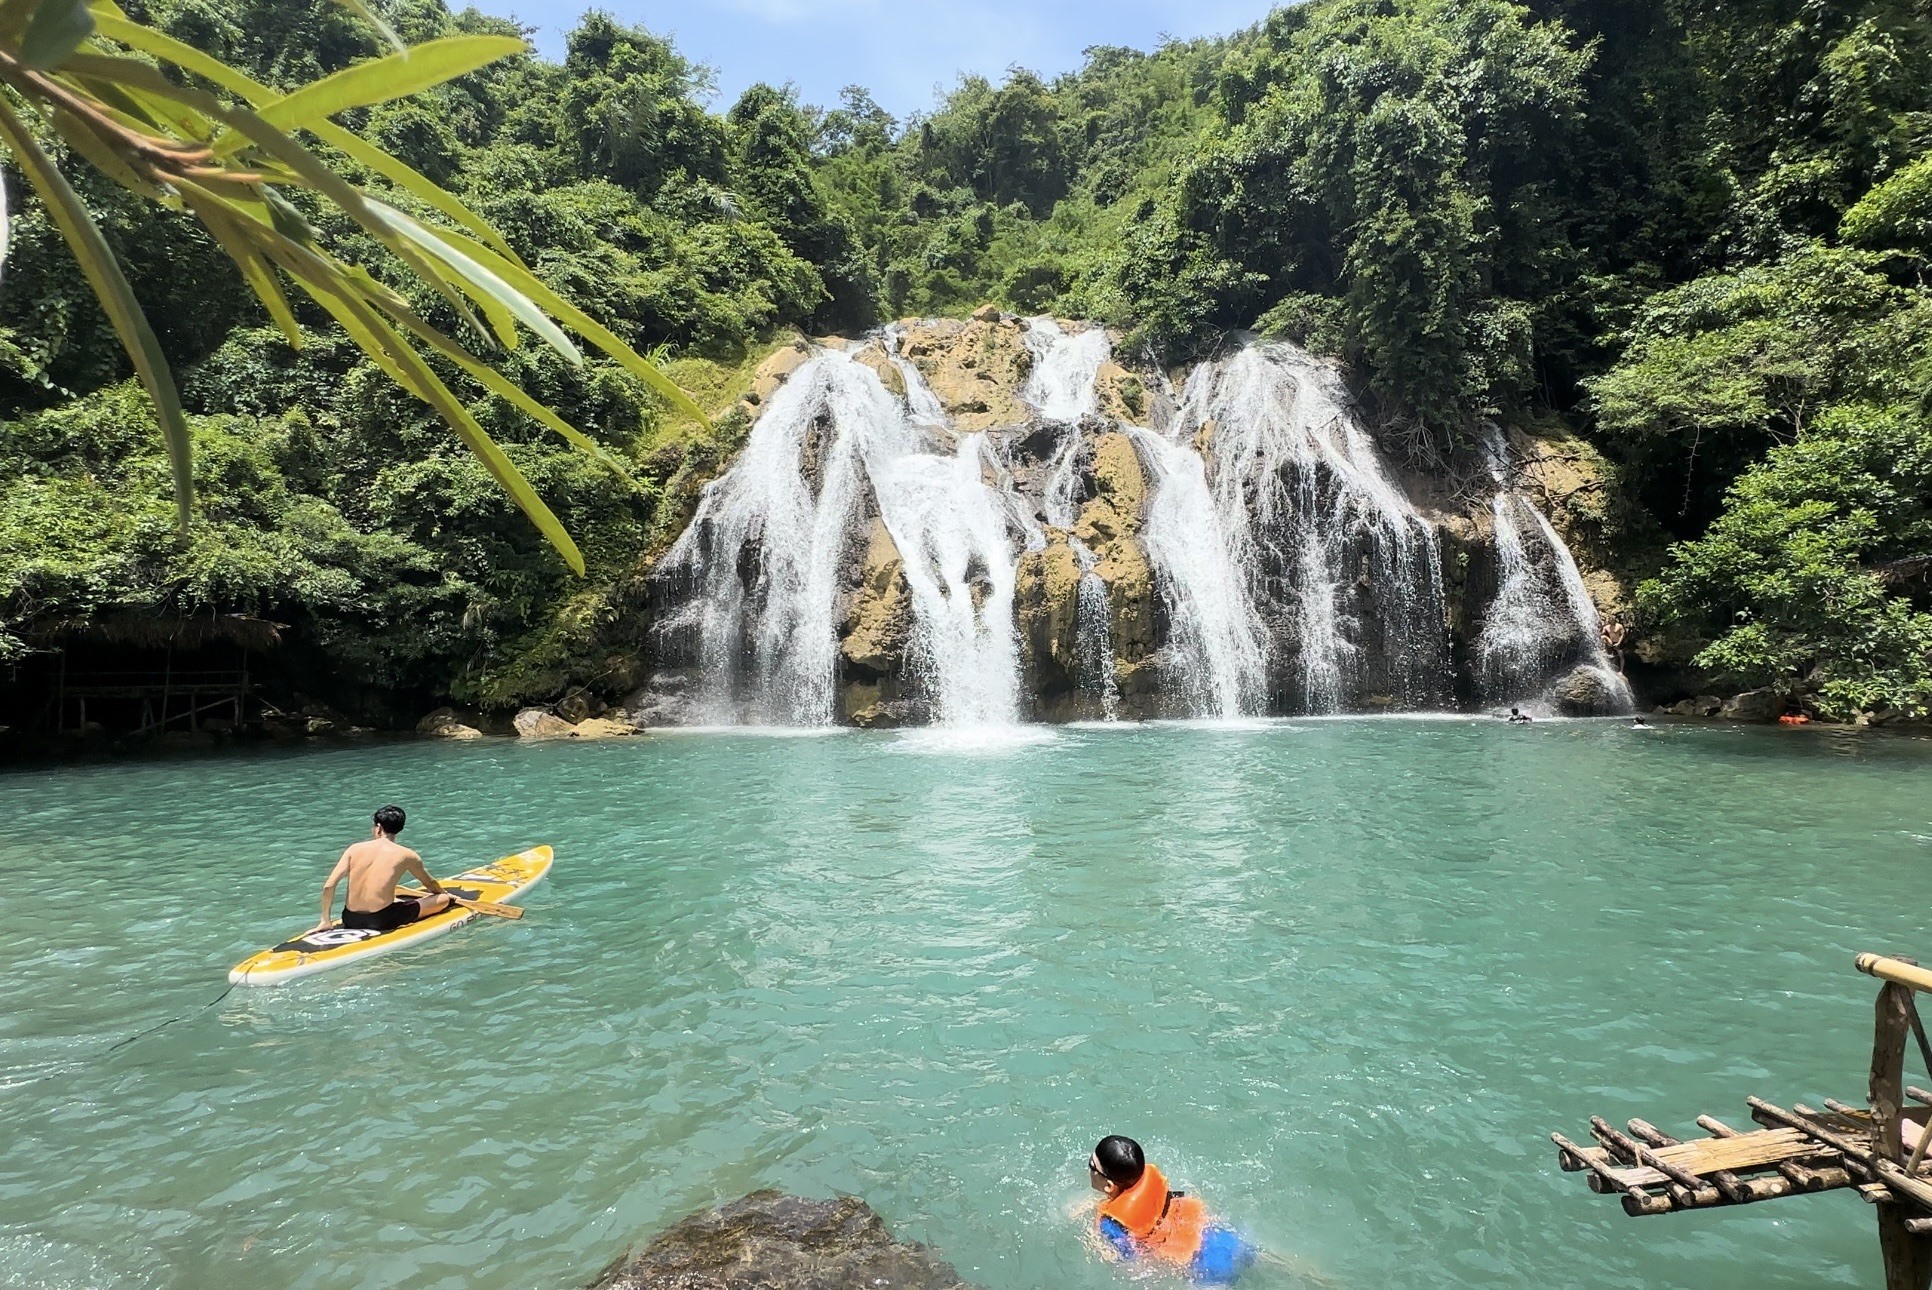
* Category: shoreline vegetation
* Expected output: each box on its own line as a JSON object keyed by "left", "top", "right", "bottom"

{"left": 4, "top": 0, "right": 1931, "bottom": 756}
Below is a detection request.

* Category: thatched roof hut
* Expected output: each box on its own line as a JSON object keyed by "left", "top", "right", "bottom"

{"left": 28, "top": 612, "right": 285, "bottom": 653}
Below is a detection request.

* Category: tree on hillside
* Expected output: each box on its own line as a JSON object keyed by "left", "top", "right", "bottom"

{"left": 0, "top": 0, "right": 706, "bottom": 572}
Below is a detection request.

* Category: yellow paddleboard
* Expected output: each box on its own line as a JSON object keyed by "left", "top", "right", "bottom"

{"left": 229, "top": 845, "right": 553, "bottom": 986}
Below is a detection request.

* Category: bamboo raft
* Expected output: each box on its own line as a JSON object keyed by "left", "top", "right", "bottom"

{"left": 1551, "top": 954, "right": 1932, "bottom": 1290}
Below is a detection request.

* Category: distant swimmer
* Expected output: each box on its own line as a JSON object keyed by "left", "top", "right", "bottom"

{"left": 1506, "top": 706, "right": 1533, "bottom": 724}
{"left": 1088, "top": 1135, "right": 1255, "bottom": 1284}
{"left": 313, "top": 805, "right": 452, "bottom": 934}
{"left": 1631, "top": 716, "right": 1652, "bottom": 729}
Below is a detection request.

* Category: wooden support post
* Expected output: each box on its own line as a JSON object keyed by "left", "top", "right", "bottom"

{"left": 1874, "top": 980, "right": 1932, "bottom": 1290}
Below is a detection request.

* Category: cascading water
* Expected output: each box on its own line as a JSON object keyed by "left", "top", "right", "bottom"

{"left": 649, "top": 321, "right": 1632, "bottom": 729}
{"left": 1165, "top": 340, "right": 1451, "bottom": 713}
{"left": 1475, "top": 427, "right": 1634, "bottom": 712}
{"left": 1129, "top": 427, "right": 1268, "bottom": 718}
{"left": 874, "top": 433, "right": 1025, "bottom": 727}
{"left": 658, "top": 351, "right": 906, "bottom": 725}
{"left": 1027, "top": 319, "right": 1124, "bottom": 717}
{"left": 1023, "top": 317, "right": 1111, "bottom": 422}
{"left": 657, "top": 346, "right": 1027, "bottom": 728}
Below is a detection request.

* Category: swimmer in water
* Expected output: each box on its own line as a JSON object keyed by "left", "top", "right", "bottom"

{"left": 1506, "top": 706, "right": 1533, "bottom": 724}
{"left": 1631, "top": 716, "right": 1651, "bottom": 729}
{"left": 1088, "top": 1135, "right": 1255, "bottom": 1285}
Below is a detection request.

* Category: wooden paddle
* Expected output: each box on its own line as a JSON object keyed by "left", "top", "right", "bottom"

{"left": 401, "top": 888, "right": 525, "bottom": 920}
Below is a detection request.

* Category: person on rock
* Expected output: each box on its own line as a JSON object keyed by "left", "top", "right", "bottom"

{"left": 1087, "top": 1135, "right": 1254, "bottom": 1284}
{"left": 312, "top": 805, "right": 452, "bottom": 934}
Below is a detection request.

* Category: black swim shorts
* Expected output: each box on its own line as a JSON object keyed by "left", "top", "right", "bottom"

{"left": 341, "top": 897, "right": 425, "bottom": 933}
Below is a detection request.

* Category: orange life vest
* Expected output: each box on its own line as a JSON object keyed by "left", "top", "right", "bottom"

{"left": 1097, "top": 1163, "right": 1209, "bottom": 1264}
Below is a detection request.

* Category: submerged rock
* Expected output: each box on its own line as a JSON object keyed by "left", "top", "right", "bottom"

{"left": 416, "top": 707, "right": 484, "bottom": 740}
{"left": 572, "top": 717, "right": 643, "bottom": 739}
{"left": 513, "top": 707, "right": 577, "bottom": 739}
{"left": 1549, "top": 664, "right": 1627, "bottom": 716}
{"left": 591, "top": 1191, "right": 975, "bottom": 1290}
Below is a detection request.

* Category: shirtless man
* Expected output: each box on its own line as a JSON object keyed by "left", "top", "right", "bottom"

{"left": 313, "top": 805, "right": 452, "bottom": 934}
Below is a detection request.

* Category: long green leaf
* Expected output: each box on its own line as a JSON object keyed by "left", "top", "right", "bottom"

{"left": 255, "top": 234, "right": 586, "bottom": 573}
{"left": 0, "top": 94, "right": 192, "bottom": 523}
{"left": 20, "top": 0, "right": 92, "bottom": 69}
{"left": 89, "top": 11, "right": 522, "bottom": 262}
{"left": 367, "top": 199, "right": 575, "bottom": 359}
{"left": 378, "top": 300, "right": 641, "bottom": 488}
{"left": 180, "top": 190, "right": 303, "bottom": 346}
{"left": 419, "top": 224, "right": 713, "bottom": 425}
{"left": 326, "top": 0, "right": 403, "bottom": 53}
{"left": 213, "top": 35, "right": 525, "bottom": 156}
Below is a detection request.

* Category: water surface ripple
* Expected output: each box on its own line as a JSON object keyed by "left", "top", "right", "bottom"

{"left": 3, "top": 721, "right": 1929, "bottom": 1288}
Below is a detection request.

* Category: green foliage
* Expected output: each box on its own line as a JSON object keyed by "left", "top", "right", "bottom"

{"left": 1640, "top": 404, "right": 1932, "bottom": 718}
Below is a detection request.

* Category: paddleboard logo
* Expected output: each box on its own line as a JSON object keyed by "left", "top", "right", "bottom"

{"left": 300, "top": 928, "right": 381, "bottom": 948}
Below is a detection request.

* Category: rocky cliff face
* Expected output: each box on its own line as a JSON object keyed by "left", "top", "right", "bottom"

{"left": 632, "top": 313, "right": 1646, "bottom": 727}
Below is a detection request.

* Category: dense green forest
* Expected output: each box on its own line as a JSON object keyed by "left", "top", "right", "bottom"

{"left": 3, "top": 0, "right": 1930, "bottom": 724}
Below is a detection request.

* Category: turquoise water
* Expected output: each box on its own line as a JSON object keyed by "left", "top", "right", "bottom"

{"left": 3, "top": 719, "right": 1931, "bottom": 1289}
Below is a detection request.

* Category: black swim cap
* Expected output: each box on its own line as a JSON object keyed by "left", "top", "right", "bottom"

{"left": 1093, "top": 1135, "right": 1145, "bottom": 1188}
{"left": 373, "top": 804, "right": 406, "bottom": 836}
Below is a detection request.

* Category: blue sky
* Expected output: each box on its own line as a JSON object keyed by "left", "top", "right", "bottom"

{"left": 477, "top": 0, "right": 1278, "bottom": 119}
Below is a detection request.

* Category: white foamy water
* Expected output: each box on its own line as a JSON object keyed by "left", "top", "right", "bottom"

{"left": 1129, "top": 426, "right": 1267, "bottom": 718}
{"left": 661, "top": 351, "right": 906, "bottom": 725}
{"left": 1166, "top": 339, "right": 1450, "bottom": 713}
{"left": 1475, "top": 425, "right": 1634, "bottom": 712}
{"left": 1022, "top": 317, "right": 1112, "bottom": 422}
{"left": 874, "top": 434, "right": 1025, "bottom": 728}
{"left": 661, "top": 346, "right": 1029, "bottom": 729}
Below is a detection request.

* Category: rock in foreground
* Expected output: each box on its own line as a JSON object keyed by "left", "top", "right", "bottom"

{"left": 591, "top": 1192, "right": 976, "bottom": 1290}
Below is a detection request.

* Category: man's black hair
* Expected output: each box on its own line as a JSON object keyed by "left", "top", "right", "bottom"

{"left": 373, "top": 804, "right": 406, "bottom": 836}
{"left": 1093, "top": 1135, "right": 1145, "bottom": 1188}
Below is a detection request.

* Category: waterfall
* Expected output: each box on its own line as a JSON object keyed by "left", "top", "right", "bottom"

{"left": 874, "top": 434, "right": 1025, "bottom": 727}
{"left": 1023, "top": 317, "right": 1111, "bottom": 422}
{"left": 1025, "top": 319, "right": 1126, "bottom": 718}
{"left": 648, "top": 322, "right": 1628, "bottom": 729}
{"left": 657, "top": 346, "right": 1026, "bottom": 728}
{"left": 1167, "top": 340, "right": 1451, "bottom": 713}
{"left": 659, "top": 351, "right": 909, "bottom": 725}
{"left": 1476, "top": 427, "right": 1634, "bottom": 712}
{"left": 1129, "top": 427, "right": 1268, "bottom": 718}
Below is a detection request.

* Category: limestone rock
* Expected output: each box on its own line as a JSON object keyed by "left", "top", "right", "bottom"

{"left": 971, "top": 303, "right": 1002, "bottom": 322}
{"left": 513, "top": 707, "right": 577, "bottom": 739}
{"left": 898, "top": 316, "right": 1032, "bottom": 432}
{"left": 746, "top": 340, "right": 813, "bottom": 408}
{"left": 852, "top": 343, "right": 907, "bottom": 400}
{"left": 1720, "top": 687, "right": 1785, "bottom": 722}
{"left": 1549, "top": 665, "right": 1624, "bottom": 717}
{"left": 1015, "top": 533, "right": 1085, "bottom": 704}
{"left": 591, "top": 1191, "right": 975, "bottom": 1290}
{"left": 1097, "top": 537, "right": 1157, "bottom": 708}
{"left": 556, "top": 690, "right": 606, "bottom": 723}
{"left": 840, "top": 520, "right": 912, "bottom": 678}
{"left": 1074, "top": 432, "right": 1148, "bottom": 546}
{"left": 1666, "top": 695, "right": 1723, "bottom": 717}
{"left": 416, "top": 707, "right": 484, "bottom": 740}
{"left": 1093, "top": 359, "right": 1147, "bottom": 423}
{"left": 571, "top": 716, "right": 642, "bottom": 739}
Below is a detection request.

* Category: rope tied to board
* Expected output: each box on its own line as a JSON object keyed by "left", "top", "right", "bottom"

{"left": 105, "top": 982, "right": 236, "bottom": 1053}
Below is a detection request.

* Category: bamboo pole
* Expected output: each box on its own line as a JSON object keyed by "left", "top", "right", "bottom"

{"left": 1861, "top": 955, "right": 1932, "bottom": 996}
{"left": 1551, "top": 1132, "right": 1671, "bottom": 1215}
{"left": 1698, "top": 1114, "right": 1842, "bottom": 1192}
{"left": 1629, "top": 1120, "right": 1754, "bottom": 1205}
